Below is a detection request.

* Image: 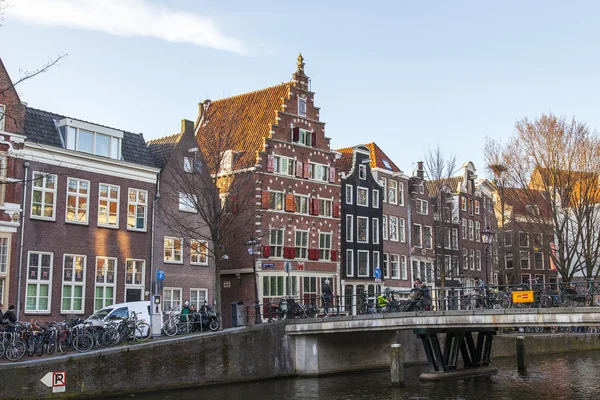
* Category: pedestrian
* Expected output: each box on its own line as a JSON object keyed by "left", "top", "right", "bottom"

{"left": 420, "top": 281, "right": 432, "bottom": 311}
{"left": 0, "top": 303, "right": 3, "bottom": 322}
{"left": 180, "top": 301, "right": 190, "bottom": 322}
{"left": 4, "top": 305, "right": 17, "bottom": 323}
{"left": 322, "top": 279, "right": 332, "bottom": 316}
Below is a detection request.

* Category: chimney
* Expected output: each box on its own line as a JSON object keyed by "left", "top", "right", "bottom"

{"left": 181, "top": 119, "right": 194, "bottom": 135}
{"left": 417, "top": 161, "right": 424, "bottom": 180}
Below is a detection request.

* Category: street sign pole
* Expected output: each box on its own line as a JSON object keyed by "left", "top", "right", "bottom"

{"left": 284, "top": 261, "right": 293, "bottom": 297}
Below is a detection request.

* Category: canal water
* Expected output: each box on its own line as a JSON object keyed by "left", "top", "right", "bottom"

{"left": 120, "top": 350, "right": 600, "bottom": 400}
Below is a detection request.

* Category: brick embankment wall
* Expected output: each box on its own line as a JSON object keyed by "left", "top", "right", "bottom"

{"left": 492, "top": 333, "right": 600, "bottom": 358}
{"left": 0, "top": 324, "right": 294, "bottom": 400}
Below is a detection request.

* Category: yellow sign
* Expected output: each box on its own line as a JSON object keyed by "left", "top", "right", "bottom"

{"left": 512, "top": 291, "right": 534, "bottom": 303}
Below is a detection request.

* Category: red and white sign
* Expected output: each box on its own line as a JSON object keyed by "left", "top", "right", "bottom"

{"left": 41, "top": 371, "right": 66, "bottom": 393}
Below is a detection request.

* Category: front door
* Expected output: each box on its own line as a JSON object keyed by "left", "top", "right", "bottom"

{"left": 126, "top": 288, "right": 142, "bottom": 302}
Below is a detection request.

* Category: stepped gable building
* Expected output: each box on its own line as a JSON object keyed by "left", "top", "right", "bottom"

{"left": 408, "top": 162, "right": 436, "bottom": 287}
{"left": 0, "top": 59, "right": 27, "bottom": 308}
{"left": 147, "top": 120, "right": 216, "bottom": 313}
{"left": 335, "top": 145, "right": 383, "bottom": 314}
{"left": 18, "top": 107, "right": 159, "bottom": 321}
{"left": 194, "top": 55, "right": 341, "bottom": 324}
{"left": 426, "top": 162, "right": 497, "bottom": 287}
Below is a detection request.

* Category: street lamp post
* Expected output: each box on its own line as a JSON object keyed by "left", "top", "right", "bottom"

{"left": 246, "top": 239, "right": 262, "bottom": 324}
{"left": 481, "top": 226, "right": 495, "bottom": 284}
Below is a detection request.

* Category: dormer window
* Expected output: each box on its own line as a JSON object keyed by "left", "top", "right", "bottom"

{"left": 57, "top": 118, "right": 122, "bottom": 160}
{"left": 298, "top": 97, "right": 307, "bottom": 117}
{"left": 359, "top": 164, "right": 367, "bottom": 180}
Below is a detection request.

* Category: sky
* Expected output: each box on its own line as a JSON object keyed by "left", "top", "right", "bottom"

{"left": 3, "top": 0, "right": 600, "bottom": 178}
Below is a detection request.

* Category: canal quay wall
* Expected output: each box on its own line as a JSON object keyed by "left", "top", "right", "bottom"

{"left": 2, "top": 325, "right": 600, "bottom": 399}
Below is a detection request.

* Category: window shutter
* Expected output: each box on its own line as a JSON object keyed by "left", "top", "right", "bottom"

{"left": 262, "top": 246, "right": 271, "bottom": 258}
{"left": 309, "top": 198, "right": 316, "bottom": 215}
{"left": 261, "top": 191, "right": 271, "bottom": 209}
{"left": 313, "top": 198, "right": 320, "bottom": 216}
{"left": 312, "top": 131, "right": 317, "bottom": 147}
{"left": 329, "top": 166, "right": 336, "bottom": 183}
{"left": 308, "top": 249, "right": 315, "bottom": 260}
{"left": 292, "top": 127, "right": 300, "bottom": 142}
{"left": 290, "top": 247, "right": 297, "bottom": 259}
{"left": 303, "top": 162, "right": 311, "bottom": 178}
{"left": 283, "top": 247, "right": 290, "bottom": 258}
{"left": 331, "top": 250, "right": 338, "bottom": 261}
{"left": 285, "top": 193, "right": 296, "bottom": 212}
{"left": 267, "top": 154, "right": 274, "bottom": 172}
{"left": 333, "top": 201, "right": 340, "bottom": 218}
{"left": 296, "top": 161, "right": 303, "bottom": 178}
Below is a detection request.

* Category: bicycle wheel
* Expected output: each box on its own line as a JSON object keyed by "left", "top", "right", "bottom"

{"left": 592, "top": 290, "right": 600, "bottom": 307}
{"left": 539, "top": 294, "right": 553, "bottom": 308}
{"left": 6, "top": 340, "right": 26, "bottom": 361}
{"left": 135, "top": 322, "right": 151, "bottom": 341}
{"left": 163, "top": 322, "right": 178, "bottom": 337}
{"left": 26, "top": 336, "right": 36, "bottom": 357}
{"left": 550, "top": 326, "right": 558, "bottom": 334}
{"left": 125, "top": 327, "right": 143, "bottom": 343}
{"left": 304, "top": 304, "right": 318, "bottom": 318}
{"left": 209, "top": 320, "right": 219, "bottom": 331}
{"left": 0, "top": 341, "right": 4, "bottom": 359}
{"left": 73, "top": 333, "right": 93, "bottom": 352}
{"left": 45, "top": 335, "right": 56, "bottom": 355}
{"left": 533, "top": 326, "right": 543, "bottom": 333}
{"left": 58, "top": 334, "right": 71, "bottom": 354}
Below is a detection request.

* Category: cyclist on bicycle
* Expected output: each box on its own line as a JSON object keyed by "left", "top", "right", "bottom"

{"left": 4, "top": 305, "right": 17, "bottom": 323}
{"left": 474, "top": 277, "right": 488, "bottom": 308}
{"left": 322, "top": 279, "right": 332, "bottom": 316}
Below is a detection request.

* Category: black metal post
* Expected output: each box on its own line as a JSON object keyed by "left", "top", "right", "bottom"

{"left": 252, "top": 247, "right": 261, "bottom": 325}
{"left": 484, "top": 243, "right": 489, "bottom": 284}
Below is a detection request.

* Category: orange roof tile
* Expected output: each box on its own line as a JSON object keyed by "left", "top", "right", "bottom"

{"left": 365, "top": 142, "right": 402, "bottom": 172}
{"left": 196, "top": 82, "right": 292, "bottom": 171}
{"left": 426, "top": 176, "right": 463, "bottom": 197}
{"left": 334, "top": 147, "right": 354, "bottom": 173}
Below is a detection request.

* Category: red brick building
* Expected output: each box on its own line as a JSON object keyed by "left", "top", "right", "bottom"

{"left": 0, "top": 59, "right": 26, "bottom": 308}
{"left": 193, "top": 55, "right": 340, "bottom": 324}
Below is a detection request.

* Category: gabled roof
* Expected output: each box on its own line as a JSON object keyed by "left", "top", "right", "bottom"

{"left": 504, "top": 188, "right": 552, "bottom": 219}
{"left": 24, "top": 107, "right": 156, "bottom": 167}
{"left": 365, "top": 142, "right": 402, "bottom": 172}
{"left": 334, "top": 146, "right": 354, "bottom": 173}
{"left": 426, "top": 177, "right": 463, "bottom": 197}
{"left": 147, "top": 132, "right": 183, "bottom": 169}
{"left": 196, "top": 82, "right": 292, "bottom": 170}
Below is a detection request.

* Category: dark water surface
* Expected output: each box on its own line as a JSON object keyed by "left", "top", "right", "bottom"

{"left": 117, "top": 350, "right": 600, "bottom": 400}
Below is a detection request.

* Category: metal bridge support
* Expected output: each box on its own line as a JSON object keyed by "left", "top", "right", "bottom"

{"left": 415, "top": 328, "right": 498, "bottom": 380}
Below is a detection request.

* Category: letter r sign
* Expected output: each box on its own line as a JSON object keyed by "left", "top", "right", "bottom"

{"left": 53, "top": 371, "right": 66, "bottom": 387}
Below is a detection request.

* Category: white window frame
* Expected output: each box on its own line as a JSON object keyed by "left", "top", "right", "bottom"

{"left": 372, "top": 189, "right": 379, "bottom": 208}
{"left": 359, "top": 164, "right": 367, "bottom": 180}
{"left": 345, "top": 184, "right": 353, "bottom": 205}
{"left": 0, "top": 104, "right": 5, "bottom": 131}
{"left": 94, "top": 256, "right": 117, "bottom": 311}
{"left": 534, "top": 252, "right": 544, "bottom": 270}
{"left": 31, "top": 172, "right": 58, "bottom": 221}
{"left": 413, "top": 224, "right": 423, "bottom": 248}
{"left": 372, "top": 217, "right": 380, "bottom": 244}
{"left": 0, "top": 236, "right": 9, "bottom": 274}
{"left": 357, "top": 216, "right": 369, "bottom": 243}
{"left": 190, "top": 240, "right": 209, "bottom": 265}
{"left": 380, "top": 178, "right": 387, "bottom": 203}
{"left": 462, "top": 218, "right": 467, "bottom": 239}
{"left": 125, "top": 259, "right": 146, "bottom": 301}
{"left": 298, "top": 97, "right": 307, "bottom": 117}
{"left": 190, "top": 288, "right": 208, "bottom": 310}
{"left": 26, "top": 251, "right": 53, "bottom": 314}
{"left": 373, "top": 251, "right": 380, "bottom": 273}
{"left": 318, "top": 198, "right": 333, "bottom": 217}
{"left": 270, "top": 228, "right": 284, "bottom": 258}
{"left": 163, "top": 287, "right": 182, "bottom": 312}
{"left": 309, "top": 162, "right": 329, "bottom": 182}
{"left": 357, "top": 250, "right": 369, "bottom": 277}
{"left": 416, "top": 199, "right": 428, "bottom": 215}
{"left": 475, "top": 221, "right": 481, "bottom": 242}
{"left": 476, "top": 250, "right": 482, "bottom": 271}
{"left": 274, "top": 155, "right": 296, "bottom": 176}
{"left": 424, "top": 226, "right": 433, "bottom": 249}
{"left": 65, "top": 177, "right": 90, "bottom": 224}
{"left": 184, "top": 157, "right": 193, "bottom": 173}
{"left": 391, "top": 253, "right": 400, "bottom": 279}
{"left": 127, "top": 188, "right": 148, "bottom": 231}
{"left": 318, "top": 232, "right": 332, "bottom": 260}
{"left": 388, "top": 180, "right": 398, "bottom": 204}
{"left": 179, "top": 192, "right": 198, "bottom": 213}
{"left": 401, "top": 255, "right": 408, "bottom": 280}
{"left": 399, "top": 218, "right": 406, "bottom": 243}
{"left": 398, "top": 182, "right": 404, "bottom": 206}
{"left": 389, "top": 216, "right": 399, "bottom": 242}
{"left": 294, "top": 194, "right": 309, "bottom": 214}
{"left": 63, "top": 124, "right": 122, "bottom": 160}
{"left": 346, "top": 215, "right": 354, "bottom": 242}
{"left": 475, "top": 200, "right": 480, "bottom": 214}
{"left": 469, "top": 220, "right": 474, "bottom": 241}
{"left": 61, "top": 254, "right": 86, "bottom": 314}
{"left": 295, "top": 230, "right": 309, "bottom": 259}
{"left": 382, "top": 215, "right": 388, "bottom": 240}
{"left": 356, "top": 186, "right": 369, "bottom": 207}
{"left": 98, "top": 183, "right": 120, "bottom": 228}
{"left": 164, "top": 236, "right": 183, "bottom": 264}
{"left": 298, "top": 128, "right": 312, "bottom": 146}
{"left": 346, "top": 249, "right": 354, "bottom": 277}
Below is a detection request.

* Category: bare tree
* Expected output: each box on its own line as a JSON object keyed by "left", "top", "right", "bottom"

{"left": 423, "top": 144, "right": 457, "bottom": 181}
{"left": 155, "top": 115, "right": 258, "bottom": 326}
{"left": 486, "top": 113, "right": 600, "bottom": 282}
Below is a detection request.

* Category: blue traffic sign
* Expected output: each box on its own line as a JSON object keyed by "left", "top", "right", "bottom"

{"left": 374, "top": 268, "right": 381, "bottom": 279}
{"left": 156, "top": 270, "right": 165, "bottom": 281}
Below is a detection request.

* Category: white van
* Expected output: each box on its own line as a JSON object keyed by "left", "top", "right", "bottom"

{"left": 86, "top": 301, "right": 151, "bottom": 326}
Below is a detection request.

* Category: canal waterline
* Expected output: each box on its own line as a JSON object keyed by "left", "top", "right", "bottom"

{"left": 115, "top": 349, "right": 600, "bottom": 400}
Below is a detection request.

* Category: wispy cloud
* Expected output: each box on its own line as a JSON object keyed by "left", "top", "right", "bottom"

{"left": 7, "top": 0, "right": 246, "bottom": 55}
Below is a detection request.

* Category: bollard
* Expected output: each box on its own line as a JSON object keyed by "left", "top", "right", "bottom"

{"left": 517, "top": 336, "right": 526, "bottom": 371}
{"left": 391, "top": 344, "right": 405, "bottom": 386}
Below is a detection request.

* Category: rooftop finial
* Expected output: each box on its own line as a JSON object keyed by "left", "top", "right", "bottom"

{"left": 297, "top": 53, "right": 305, "bottom": 71}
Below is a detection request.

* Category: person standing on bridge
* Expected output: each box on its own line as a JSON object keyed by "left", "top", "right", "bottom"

{"left": 322, "top": 279, "right": 333, "bottom": 316}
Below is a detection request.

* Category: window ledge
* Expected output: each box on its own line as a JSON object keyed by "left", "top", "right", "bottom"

{"left": 98, "top": 224, "right": 119, "bottom": 230}
{"left": 127, "top": 228, "right": 148, "bottom": 233}
{"left": 163, "top": 261, "right": 184, "bottom": 265}
{"left": 30, "top": 216, "right": 56, "bottom": 222}
{"left": 191, "top": 262, "right": 209, "bottom": 267}
{"left": 65, "top": 220, "right": 89, "bottom": 226}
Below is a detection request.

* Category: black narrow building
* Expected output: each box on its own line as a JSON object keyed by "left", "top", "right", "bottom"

{"left": 335, "top": 145, "right": 383, "bottom": 314}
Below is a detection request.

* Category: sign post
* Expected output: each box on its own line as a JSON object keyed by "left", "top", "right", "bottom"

{"left": 374, "top": 267, "right": 382, "bottom": 283}
{"left": 284, "top": 261, "right": 293, "bottom": 297}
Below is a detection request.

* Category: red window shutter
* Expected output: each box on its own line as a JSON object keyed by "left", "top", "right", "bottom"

{"left": 308, "top": 249, "right": 315, "bottom": 260}
{"left": 312, "top": 131, "right": 317, "bottom": 147}
{"left": 296, "top": 161, "right": 303, "bottom": 178}
{"left": 285, "top": 193, "right": 296, "bottom": 212}
{"left": 292, "top": 127, "right": 300, "bottom": 142}
{"left": 283, "top": 247, "right": 290, "bottom": 258}
{"left": 261, "top": 191, "right": 271, "bottom": 209}
{"left": 304, "top": 163, "right": 311, "bottom": 178}
{"left": 313, "top": 199, "right": 320, "bottom": 215}
{"left": 331, "top": 250, "right": 338, "bottom": 261}
{"left": 230, "top": 195, "right": 238, "bottom": 213}
{"left": 263, "top": 246, "right": 271, "bottom": 258}
{"left": 333, "top": 201, "right": 340, "bottom": 218}
{"left": 267, "top": 154, "right": 274, "bottom": 172}
{"left": 290, "top": 247, "right": 297, "bottom": 259}
{"left": 329, "top": 167, "right": 336, "bottom": 183}
{"left": 309, "top": 198, "right": 316, "bottom": 215}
